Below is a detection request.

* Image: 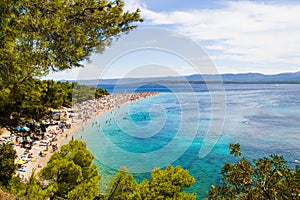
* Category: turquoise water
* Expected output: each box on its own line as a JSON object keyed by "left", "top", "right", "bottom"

{"left": 76, "top": 84, "right": 300, "bottom": 199}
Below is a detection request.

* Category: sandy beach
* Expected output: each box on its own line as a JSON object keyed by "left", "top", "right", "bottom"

{"left": 0, "top": 92, "right": 158, "bottom": 181}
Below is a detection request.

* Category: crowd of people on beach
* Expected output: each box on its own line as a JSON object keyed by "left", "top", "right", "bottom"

{"left": 0, "top": 92, "right": 158, "bottom": 181}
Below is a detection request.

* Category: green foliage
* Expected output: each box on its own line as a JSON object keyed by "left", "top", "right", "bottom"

{"left": 40, "top": 80, "right": 74, "bottom": 108}
{"left": 2, "top": 140, "right": 299, "bottom": 199}
{"left": 0, "top": 77, "right": 47, "bottom": 128}
{"left": 139, "top": 165, "right": 196, "bottom": 200}
{"left": 18, "top": 173, "right": 47, "bottom": 200}
{"left": 0, "top": 0, "right": 139, "bottom": 129}
{"left": 1, "top": 0, "right": 141, "bottom": 73}
{"left": 95, "top": 88, "right": 110, "bottom": 99}
{"left": 0, "top": 78, "right": 109, "bottom": 129}
{"left": 72, "top": 82, "right": 109, "bottom": 103}
{"left": 106, "top": 165, "right": 196, "bottom": 200}
{"left": 229, "top": 143, "right": 242, "bottom": 157}
{"left": 208, "top": 143, "right": 300, "bottom": 200}
{"left": 0, "top": 144, "right": 17, "bottom": 187}
{"left": 38, "top": 140, "right": 101, "bottom": 199}
{"left": 5, "top": 141, "right": 101, "bottom": 199}
{"left": 107, "top": 169, "right": 141, "bottom": 200}
{"left": 6, "top": 176, "right": 22, "bottom": 196}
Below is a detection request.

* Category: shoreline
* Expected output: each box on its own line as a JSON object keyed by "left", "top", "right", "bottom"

{"left": 1, "top": 92, "right": 159, "bottom": 181}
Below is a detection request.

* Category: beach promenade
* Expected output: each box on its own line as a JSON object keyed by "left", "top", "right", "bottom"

{"left": 0, "top": 92, "right": 158, "bottom": 181}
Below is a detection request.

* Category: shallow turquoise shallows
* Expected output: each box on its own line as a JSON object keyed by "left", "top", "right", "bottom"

{"left": 75, "top": 84, "right": 300, "bottom": 199}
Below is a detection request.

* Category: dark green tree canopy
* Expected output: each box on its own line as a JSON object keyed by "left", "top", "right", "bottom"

{"left": 0, "top": 0, "right": 141, "bottom": 129}
{"left": 106, "top": 165, "right": 196, "bottom": 200}
{"left": 106, "top": 168, "right": 141, "bottom": 200}
{"left": 1, "top": 0, "right": 142, "bottom": 74}
{"left": 0, "top": 79, "right": 109, "bottom": 129}
{"left": 0, "top": 144, "right": 17, "bottom": 187}
{"left": 139, "top": 165, "right": 196, "bottom": 200}
{"left": 39, "top": 140, "right": 101, "bottom": 199}
{"left": 208, "top": 143, "right": 300, "bottom": 200}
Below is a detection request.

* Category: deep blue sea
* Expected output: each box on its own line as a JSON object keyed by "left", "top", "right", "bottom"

{"left": 75, "top": 84, "right": 300, "bottom": 199}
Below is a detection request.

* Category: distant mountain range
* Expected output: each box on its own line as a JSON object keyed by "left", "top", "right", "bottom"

{"left": 67, "top": 71, "right": 300, "bottom": 85}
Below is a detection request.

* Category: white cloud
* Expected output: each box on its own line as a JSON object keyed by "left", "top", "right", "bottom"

{"left": 45, "top": 0, "right": 300, "bottom": 80}
{"left": 126, "top": 0, "right": 300, "bottom": 71}
{"left": 124, "top": 0, "right": 146, "bottom": 12}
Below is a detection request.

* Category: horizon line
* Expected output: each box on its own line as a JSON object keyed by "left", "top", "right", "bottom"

{"left": 53, "top": 70, "right": 300, "bottom": 81}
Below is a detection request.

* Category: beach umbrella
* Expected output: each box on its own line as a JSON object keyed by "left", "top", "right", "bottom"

{"left": 17, "top": 160, "right": 25, "bottom": 165}
{"left": 16, "top": 126, "right": 30, "bottom": 132}
{"left": 16, "top": 126, "right": 22, "bottom": 132}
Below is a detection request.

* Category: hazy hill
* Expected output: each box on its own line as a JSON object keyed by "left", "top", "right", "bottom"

{"left": 66, "top": 71, "right": 300, "bottom": 85}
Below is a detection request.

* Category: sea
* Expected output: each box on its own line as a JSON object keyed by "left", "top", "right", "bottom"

{"left": 75, "top": 84, "right": 300, "bottom": 199}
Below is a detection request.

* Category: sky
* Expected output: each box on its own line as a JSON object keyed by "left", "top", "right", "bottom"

{"left": 46, "top": 0, "right": 300, "bottom": 80}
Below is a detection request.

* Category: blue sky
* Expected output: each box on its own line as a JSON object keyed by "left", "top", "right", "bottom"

{"left": 46, "top": 0, "right": 300, "bottom": 80}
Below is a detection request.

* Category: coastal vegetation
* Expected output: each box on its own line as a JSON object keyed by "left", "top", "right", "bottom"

{"left": 0, "top": 141, "right": 196, "bottom": 199}
{"left": 0, "top": 142, "right": 299, "bottom": 199}
{"left": 106, "top": 165, "right": 196, "bottom": 199}
{"left": 1, "top": 0, "right": 299, "bottom": 199}
{"left": 0, "top": 141, "right": 100, "bottom": 199}
{"left": 35, "top": 140, "right": 100, "bottom": 199}
{"left": 0, "top": 79, "right": 109, "bottom": 131}
{"left": 208, "top": 143, "right": 300, "bottom": 199}
{"left": 0, "top": 0, "right": 141, "bottom": 198}
{"left": 0, "top": 0, "right": 141, "bottom": 130}
{"left": 0, "top": 144, "right": 17, "bottom": 187}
